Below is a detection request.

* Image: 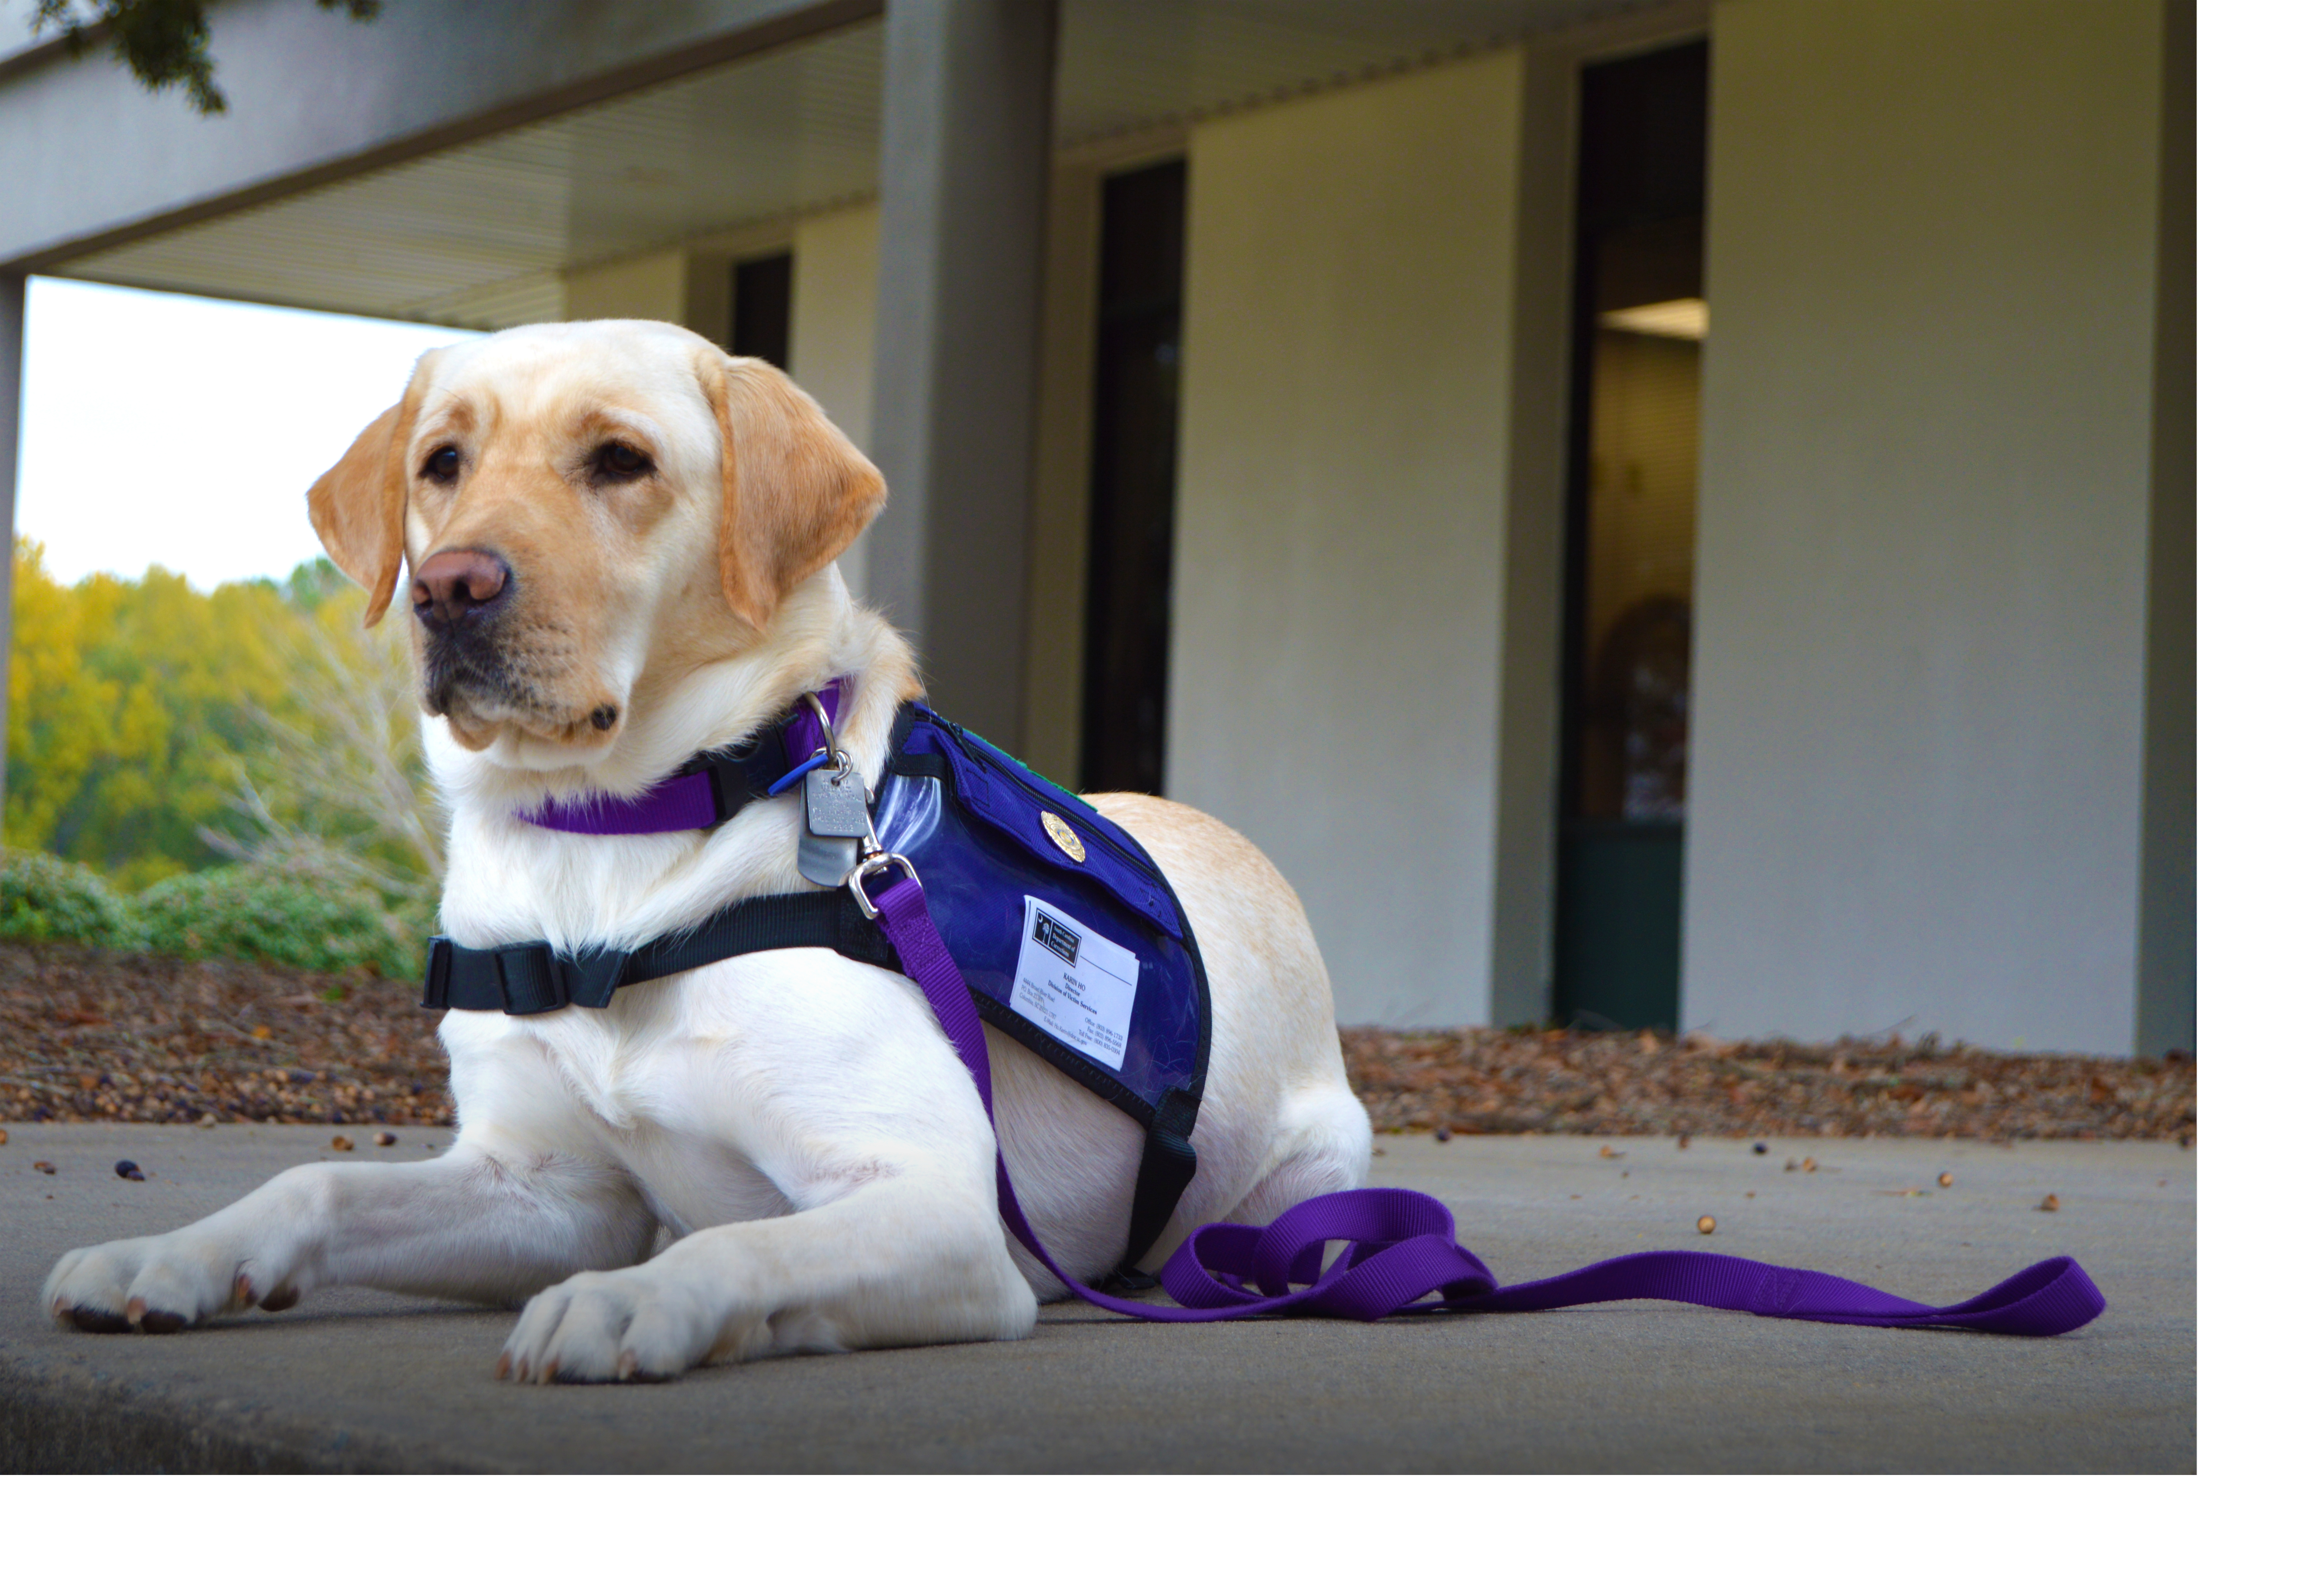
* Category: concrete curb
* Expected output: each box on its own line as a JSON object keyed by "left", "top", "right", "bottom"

{"left": 0, "top": 1360, "right": 467, "bottom": 1472}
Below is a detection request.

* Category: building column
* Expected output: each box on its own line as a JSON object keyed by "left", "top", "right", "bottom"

{"left": 2134, "top": 0, "right": 2194, "bottom": 1056}
{"left": 0, "top": 272, "right": 24, "bottom": 829}
{"left": 867, "top": 0, "right": 1058, "bottom": 746}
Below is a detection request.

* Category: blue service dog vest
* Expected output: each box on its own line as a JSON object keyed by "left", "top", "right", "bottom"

{"left": 421, "top": 700, "right": 1211, "bottom": 1274}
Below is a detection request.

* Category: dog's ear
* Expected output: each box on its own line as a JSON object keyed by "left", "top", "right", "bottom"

{"left": 308, "top": 352, "right": 440, "bottom": 628}
{"left": 698, "top": 351, "right": 887, "bottom": 630}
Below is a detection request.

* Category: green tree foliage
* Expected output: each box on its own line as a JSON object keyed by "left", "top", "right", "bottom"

{"left": 33, "top": 0, "right": 380, "bottom": 116}
{"left": 6, "top": 541, "right": 440, "bottom": 910}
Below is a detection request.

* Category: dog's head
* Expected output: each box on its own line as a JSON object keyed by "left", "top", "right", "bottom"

{"left": 308, "top": 320, "right": 885, "bottom": 766}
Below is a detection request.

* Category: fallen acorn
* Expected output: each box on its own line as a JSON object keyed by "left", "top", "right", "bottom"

{"left": 114, "top": 1159, "right": 145, "bottom": 1182}
{"left": 1696, "top": 1215, "right": 1716, "bottom": 1234}
{"left": 374, "top": 1131, "right": 398, "bottom": 1147}
{"left": 1677, "top": 1133, "right": 1691, "bottom": 1150}
{"left": 0, "top": 1127, "right": 8, "bottom": 1145}
{"left": 1745, "top": 1191, "right": 1756, "bottom": 1199}
{"left": 330, "top": 1134, "right": 354, "bottom": 1152}
{"left": 34, "top": 1161, "right": 56, "bottom": 1175}
{"left": 1802, "top": 1157, "right": 1818, "bottom": 1173}
{"left": 2038, "top": 1193, "right": 2061, "bottom": 1212}
{"left": 1938, "top": 1171, "right": 1955, "bottom": 1188}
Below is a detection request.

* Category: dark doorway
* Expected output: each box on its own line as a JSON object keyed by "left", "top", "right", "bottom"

{"left": 731, "top": 252, "right": 793, "bottom": 368}
{"left": 1080, "top": 159, "right": 1187, "bottom": 796}
{"left": 1552, "top": 41, "right": 1709, "bottom": 1032}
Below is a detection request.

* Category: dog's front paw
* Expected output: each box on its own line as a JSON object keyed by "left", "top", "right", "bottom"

{"left": 42, "top": 1231, "right": 299, "bottom": 1336}
{"left": 499, "top": 1266, "right": 738, "bottom": 1385}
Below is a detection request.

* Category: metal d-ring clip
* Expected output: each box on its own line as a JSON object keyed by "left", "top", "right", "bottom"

{"left": 805, "top": 691, "right": 852, "bottom": 783}
{"left": 847, "top": 851, "right": 920, "bottom": 920}
{"left": 804, "top": 688, "right": 883, "bottom": 856}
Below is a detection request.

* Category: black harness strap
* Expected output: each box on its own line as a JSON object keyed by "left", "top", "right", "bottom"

{"left": 684, "top": 711, "right": 827, "bottom": 824}
{"left": 423, "top": 891, "right": 887, "bottom": 1015}
{"left": 1114, "top": 1087, "right": 1200, "bottom": 1285}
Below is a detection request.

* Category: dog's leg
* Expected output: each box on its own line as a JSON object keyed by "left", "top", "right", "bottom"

{"left": 1223, "top": 1082, "right": 1376, "bottom": 1227}
{"left": 41, "top": 1133, "right": 656, "bottom": 1335}
{"left": 498, "top": 1162, "right": 1037, "bottom": 1383}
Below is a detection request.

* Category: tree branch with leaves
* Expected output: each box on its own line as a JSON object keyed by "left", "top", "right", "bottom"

{"left": 33, "top": 0, "right": 380, "bottom": 115}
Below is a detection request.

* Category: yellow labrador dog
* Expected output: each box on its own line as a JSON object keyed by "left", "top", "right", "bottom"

{"left": 41, "top": 320, "right": 1372, "bottom": 1381}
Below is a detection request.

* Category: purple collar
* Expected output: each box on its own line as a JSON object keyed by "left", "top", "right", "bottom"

{"left": 521, "top": 685, "right": 843, "bottom": 835}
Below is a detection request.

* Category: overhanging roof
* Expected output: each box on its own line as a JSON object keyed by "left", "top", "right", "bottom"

{"left": 14, "top": 0, "right": 1698, "bottom": 327}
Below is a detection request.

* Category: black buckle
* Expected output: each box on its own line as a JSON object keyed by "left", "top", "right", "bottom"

{"left": 686, "top": 707, "right": 812, "bottom": 823}
{"left": 422, "top": 939, "right": 626, "bottom": 1015}
{"left": 422, "top": 937, "right": 455, "bottom": 1010}
{"left": 494, "top": 944, "right": 570, "bottom": 1015}
{"left": 704, "top": 752, "right": 764, "bottom": 823}
{"left": 566, "top": 948, "right": 627, "bottom": 1009}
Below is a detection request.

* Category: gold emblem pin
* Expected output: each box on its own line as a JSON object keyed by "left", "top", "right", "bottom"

{"left": 1041, "top": 811, "right": 1086, "bottom": 862}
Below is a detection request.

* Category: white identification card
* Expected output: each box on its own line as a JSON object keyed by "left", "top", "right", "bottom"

{"left": 1009, "top": 896, "right": 1139, "bottom": 1071}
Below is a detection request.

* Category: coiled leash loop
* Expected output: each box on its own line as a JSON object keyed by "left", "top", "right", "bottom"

{"left": 860, "top": 867, "right": 2106, "bottom": 1336}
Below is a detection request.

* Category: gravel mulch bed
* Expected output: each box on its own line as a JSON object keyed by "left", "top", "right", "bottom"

{"left": 2, "top": 942, "right": 454, "bottom": 1128}
{"left": 1344, "top": 1026, "right": 2195, "bottom": 1142}
{"left": 3, "top": 942, "right": 2193, "bottom": 1142}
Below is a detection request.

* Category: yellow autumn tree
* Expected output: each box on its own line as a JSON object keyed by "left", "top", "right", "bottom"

{"left": 6, "top": 542, "right": 437, "bottom": 902}
{"left": 6, "top": 540, "right": 127, "bottom": 859}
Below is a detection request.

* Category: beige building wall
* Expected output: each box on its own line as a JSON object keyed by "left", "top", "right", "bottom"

{"left": 562, "top": 249, "right": 688, "bottom": 323}
{"left": 1169, "top": 49, "right": 1565, "bottom": 1028}
{"left": 788, "top": 203, "right": 883, "bottom": 596}
{"left": 1685, "top": 0, "right": 2184, "bottom": 1052}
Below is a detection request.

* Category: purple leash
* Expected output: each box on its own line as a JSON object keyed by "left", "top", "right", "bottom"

{"left": 861, "top": 865, "right": 2106, "bottom": 1337}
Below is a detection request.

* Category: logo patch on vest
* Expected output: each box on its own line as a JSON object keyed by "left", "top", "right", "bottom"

{"left": 1041, "top": 811, "right": 1087, "bottom": 862}
{"left": 1031, "top": 909, "right": 1080, "bottom": 964}
{"left": 1010, "top": 896, "right": 1137, "bottom": 1070}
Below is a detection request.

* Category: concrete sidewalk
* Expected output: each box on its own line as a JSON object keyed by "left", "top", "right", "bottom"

{"left": 1, "top": 1126, "right": 2192, "bottom": 1471}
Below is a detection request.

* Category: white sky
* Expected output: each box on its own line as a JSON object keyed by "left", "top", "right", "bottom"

{"left": 13, "top": 277, "right": 481, "bottom": 590}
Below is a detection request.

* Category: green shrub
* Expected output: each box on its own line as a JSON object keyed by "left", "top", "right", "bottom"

{"left": 0, "top": 847, "right": 136, "bottom": 947}
{"left": 132, "top": 865, "right": 425, "bottom": 981}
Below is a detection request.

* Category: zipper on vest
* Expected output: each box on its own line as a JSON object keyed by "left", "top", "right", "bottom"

{"left": 948, "top": 725, "right": 1153, "bottom": 885}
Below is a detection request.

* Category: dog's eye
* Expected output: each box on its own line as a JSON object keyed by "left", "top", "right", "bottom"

{"left": 590, "top": 441, "right": 654, "bottom": 484}
{"left": 420, "top": 446, "right": 461, "bottom": 484}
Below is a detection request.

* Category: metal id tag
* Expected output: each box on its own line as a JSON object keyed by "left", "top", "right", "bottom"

{"left": 803, "top": 768, "right": 873, "bottom": 839}
{"left": 796, "top": 828, "right": 859, "bottom": 888}
{"left": 797, "top": 767, "right": 872, "bottom": 888}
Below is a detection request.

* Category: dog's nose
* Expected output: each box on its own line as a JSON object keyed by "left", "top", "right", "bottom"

{"left": 412, "top": 549, "right": 511, "bottom": 631}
